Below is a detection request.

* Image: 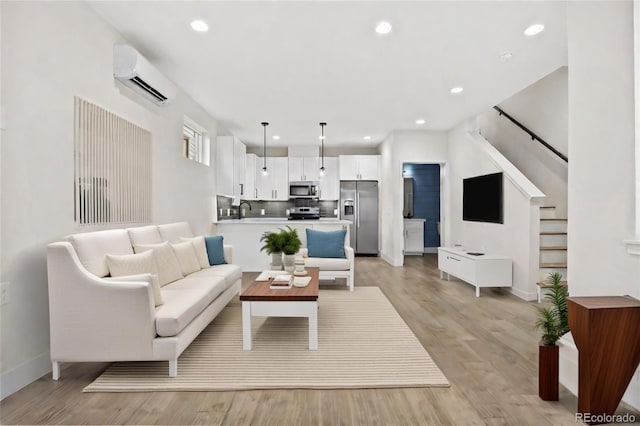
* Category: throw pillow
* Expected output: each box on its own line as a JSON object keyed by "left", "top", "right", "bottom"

{"left": 134, "top": 242, "right": 184, "bottom": 286}
{"left": 306, "top": 228, "right": 346, "bottom": 258}
{"left": 105, "top": 273, "right": 164, "bottom": 306}
{"left": 179, "top": 236, "right": 210, "bottom": 269}
{"left": 204, "top": 235, "right": 226, "bottom": 265}
{"left": 171, "top": 241, "right": 201, "bottom": 275}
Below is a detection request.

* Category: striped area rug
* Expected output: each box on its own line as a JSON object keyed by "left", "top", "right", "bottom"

{"left": 84, "top": 286, "right": 449, "bottom": 392}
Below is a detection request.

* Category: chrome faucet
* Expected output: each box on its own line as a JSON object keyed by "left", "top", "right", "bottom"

{"left": 238, "top": 200, "right": 252, "bottom": 219}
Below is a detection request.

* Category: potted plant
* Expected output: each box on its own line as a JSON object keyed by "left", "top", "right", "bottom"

{"left": 259, "top": 230, "right": 285, "bottom": 270}
{"left": 278, "top": 226, "right": 302, "bottom": 273}
{"left": 535, "top": 272, "right": 569, "bottom": 401}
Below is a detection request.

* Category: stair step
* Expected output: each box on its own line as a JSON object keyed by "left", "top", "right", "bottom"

{"left": 540, "top": 262, "right": 568, "bottom": 268}
{"left": 537, "top": 281, "right": 568, "bottom": 288}
{"left": 540, "top": 232, "right": 567, "bottom": 235}
{"left": 540, "top": 206, "right": 556, "bottom": 209}
{"left": 540, "top": 246, "right": 568, "bottom": 250}
{"left": 541, "top": 218, "right": 567, "bottom": 221}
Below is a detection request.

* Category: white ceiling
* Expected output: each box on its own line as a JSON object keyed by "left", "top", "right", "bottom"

{"left": 89, "top": 1, "right": 567, "bottom": 148}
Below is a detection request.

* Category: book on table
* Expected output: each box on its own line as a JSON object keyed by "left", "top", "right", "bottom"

{"left": 269, "top": 274, "right": 292, "bottom": 289}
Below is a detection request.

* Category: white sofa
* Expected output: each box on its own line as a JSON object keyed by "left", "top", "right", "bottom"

{"left": 46, "top": 222, "right": 241, "bottom": 379}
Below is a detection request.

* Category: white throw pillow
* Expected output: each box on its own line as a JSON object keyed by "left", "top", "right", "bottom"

{"left": 134, "top": 242, "right": 184, "bottom": 286}
{"left": 105, "top": 273, "right": 164, "bottom": 306}
{"left": 180, "top": 236, "right": 210, "bottom": 269}
{"left": 106, "top": 250, "right": 158, "bottom": 278}
{"left": 171, "top": 241, "right": 201, "bottom": 275}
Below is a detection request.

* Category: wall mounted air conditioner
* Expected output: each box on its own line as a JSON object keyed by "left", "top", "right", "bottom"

{"left": 113, "top": 44, "right": 175, "bottom": 105}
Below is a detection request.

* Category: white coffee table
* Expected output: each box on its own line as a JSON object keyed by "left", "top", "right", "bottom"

{"left": 239, "top": 267, "right": 319, "bottom": 350}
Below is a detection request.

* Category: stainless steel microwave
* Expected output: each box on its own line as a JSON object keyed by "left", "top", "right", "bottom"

{"left": 289, "top": 181, "right": 318, "bottom": 199}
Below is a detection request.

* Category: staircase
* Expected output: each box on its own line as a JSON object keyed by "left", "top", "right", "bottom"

{"left": 538, "top": 206, "right": 568, "bottom": 302}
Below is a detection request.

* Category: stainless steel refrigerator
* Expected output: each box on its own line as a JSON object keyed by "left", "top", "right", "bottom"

{"left": 340, "top": 181, "right": 379, "bottom": 255}
{"left": 403, "top": 177, "right": 414, "bottom": 218}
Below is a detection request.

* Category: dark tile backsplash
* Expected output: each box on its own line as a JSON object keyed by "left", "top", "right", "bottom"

{"left": 216, "top": 195, "right": 338, "bottom": 221}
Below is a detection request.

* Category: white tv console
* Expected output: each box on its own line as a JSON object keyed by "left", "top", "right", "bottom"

{"left": 437, "top": 247, "right": 512, "bottom": 297}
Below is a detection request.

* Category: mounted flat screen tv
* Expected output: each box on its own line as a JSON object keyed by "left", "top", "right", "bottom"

{"left": 463, "top": 172, "right": 504, "bottom": 224}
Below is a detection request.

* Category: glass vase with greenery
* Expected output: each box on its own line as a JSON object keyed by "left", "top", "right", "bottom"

{"left": 535, "top": 272, "right": 569, "bottom": 346}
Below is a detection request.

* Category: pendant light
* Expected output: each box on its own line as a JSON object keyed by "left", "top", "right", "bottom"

{"left": 319, "top": 122, "right": 326, "bottom": 176}
{"left": 261, "top": 122, "right": 269, "bottom": 176}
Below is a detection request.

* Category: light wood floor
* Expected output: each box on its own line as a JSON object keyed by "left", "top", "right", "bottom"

{"left": 2, "top": 255, "right": 638, "bottom": 425}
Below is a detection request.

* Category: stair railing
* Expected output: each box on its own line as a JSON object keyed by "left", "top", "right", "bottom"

{"left": 493, "top": 106, "right": 568, "bottom": 163}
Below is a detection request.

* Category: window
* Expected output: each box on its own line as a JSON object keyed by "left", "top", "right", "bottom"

{"left": 183, "top": 117, "right": 210, "bottom": 166}
{"left": 74, "top": 97, "right": 152, "bottom": 225}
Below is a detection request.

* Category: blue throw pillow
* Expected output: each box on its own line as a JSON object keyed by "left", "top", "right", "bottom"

{"left": 306, "top": 229, "right": 346, "bottom": 258}
{"left": 204, "top": 235, "right": 226, "bottom": 265}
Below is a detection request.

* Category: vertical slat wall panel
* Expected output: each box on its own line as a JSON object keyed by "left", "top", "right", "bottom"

{"left": 74, "top": 97, "right": 151, "bottom": 225}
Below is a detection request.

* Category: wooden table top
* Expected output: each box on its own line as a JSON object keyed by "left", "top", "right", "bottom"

{"left": 240, "top": 267, "right": 319, "bottom": 302}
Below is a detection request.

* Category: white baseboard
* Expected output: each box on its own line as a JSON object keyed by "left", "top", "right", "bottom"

{"left": 509, "top": 287, "right": 537, "bottom": 301}
{"left": 1, "top": 351, "right": 51, "bottom": 400}
{"left": 381, "top": 251, "right": 403, "bottom": 267}
{"left": 423, "top": 247, "right": 438, "bottom": 254}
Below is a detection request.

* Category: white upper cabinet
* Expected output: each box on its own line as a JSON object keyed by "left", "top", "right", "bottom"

{"left": 319, "top": 157, "right": 339, "bottom": 200}
{"left": 216, "top": 136, "right": 246, "bottom": 199}
{"left": 339, "top": 155, "right": 380, "bottom": 181}
{"left": 245, "top": 153, "right": 258, "bottom": 200}
{"left": 256, "top": 157, "right": 289, "bottom": 200}
{"left": 288, "top": 156, "right": 319, "bottom": 181}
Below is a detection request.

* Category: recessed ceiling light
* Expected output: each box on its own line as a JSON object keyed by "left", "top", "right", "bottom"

{"left": 364, "top": 136, "right": 372, "bottom": 140}
{"left": 272, "top": 135, "right": 280, "bottom": 140}
{"left": 500, "top": 52, "right": 514, "bottom": 62}
{"left": 450, "top": 87, "right": 464, "bottom": 94}
{"left": 415, "top": 119, "right": 426, "bottom": 125}
{"left": 524, "top": 24, "right": 545, "bottom": 36}
{"left": 190, "top": 20, "right": 209, "bottom": 33}
{"left": 375, "top": 21, "right": 392, "bottom": 35}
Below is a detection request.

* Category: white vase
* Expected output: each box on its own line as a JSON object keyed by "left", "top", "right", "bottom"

{"left": 271, "top": 253, "right": 283, "bottom": 270}
{"left": 282, "top": 254, "right": 296, "bottom": 273}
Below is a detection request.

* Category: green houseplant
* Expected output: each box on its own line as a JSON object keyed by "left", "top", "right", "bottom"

{"left": 535, "top": 272, "right": 569, "bottom": 401}
{"left": 260, "top": 230, "right": 285, "bottom": 270}
{"left": 278, "top": 226, "right": 302, "bottom": 273}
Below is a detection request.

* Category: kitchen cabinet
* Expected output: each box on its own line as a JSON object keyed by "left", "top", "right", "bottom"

{"left": 216, "top": 136, "right": 246, "bottom": 200}
{"left": 244, "top": 153, "right": 258, "bottom": 200}
{"left": 288, "top": 156, "right": 319, "bottom": 181}
{"left": 339, "top": 155, "right": 380, "bottom": 181}
{"left": 256, "top": 157, "right": 289, "bottom": 200}
{"left": 404, "top": 218, "right": 425, "bottom": 255}
{"left": 318, "top": 157, "right": 339, "bottom": 200}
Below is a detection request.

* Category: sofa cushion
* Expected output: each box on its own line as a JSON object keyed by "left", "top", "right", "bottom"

{"left": 105, "top": 273, "right": 163, "bottom": 306}
{"left": 126, "top": 225, "right": 162, "bottom": 246}
{"left": 187, "top": 264, "right": 242, "bottom": 290}
{"left": 134, "top": 242, "right": 184, "bottom": 286}
{"left": 306, "top": 229, "right": 347, "bottom": 258}
{"left": 180, "top": 236, "right": 210, "bottom": 269}
{"left": 105, "top": 250, "right": 160, "bottom": 280}
{"left": 66, "top": 229, "right": 133, "bottom": 277}
{"left": 204, "top": 235, "right": 226, "bottom": 265}
{"left": 304, "top": 256, "right": 351, "bottom": 271}
{"left": 158, "top": 222, "right": 194, "bottom": 243}
{"left": 171, "top": 242, "right": 201, "bottom": 275}
{"left": 155, "top": 276, "right": 226, "bottom": 337}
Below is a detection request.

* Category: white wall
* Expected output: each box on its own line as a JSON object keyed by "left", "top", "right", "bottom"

{"left": 0, "top": 1, "right": 223, "bottom": 398}
{"left": 378, "top": 130, "right": 448, "bottom": 266}
{"left": 478, "top": 66, "right": 569, "bottom": 218}
{"left": 565, "top": 0, "right": 640, "bottom": 409}
{"left": 447, "top": 121, "right": 541, "bottom": 300}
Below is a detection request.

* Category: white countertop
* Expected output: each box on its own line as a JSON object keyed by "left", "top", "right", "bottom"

{"left": 214, "top": 218, "right": 352, "bottom": 224}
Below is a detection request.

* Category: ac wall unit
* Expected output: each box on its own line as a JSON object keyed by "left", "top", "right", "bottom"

{"left": 113, "top": 44, "right": 176, "bottom": 105}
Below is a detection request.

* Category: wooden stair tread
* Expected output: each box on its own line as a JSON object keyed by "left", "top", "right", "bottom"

{"left": 540, "top": 262, "right": 568, "bottom": 268}
{"left": 540, "top": 246, "right": 568, "bottom": 250}
{"left": 540, "top": 218, "right": 568, "bottom": 221}
{"left": 537, "top": 281, "right": 568, "bottom": 288}
{"left": 540, "top": 232, "right": 567, "bottom": 235}
{"left": 540, "top": 206, "right": 556, "bottom": 209}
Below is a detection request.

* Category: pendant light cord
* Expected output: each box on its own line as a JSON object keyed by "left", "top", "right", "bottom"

{"left": 261, "top": 122, "right": 269, "bottom": 171}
